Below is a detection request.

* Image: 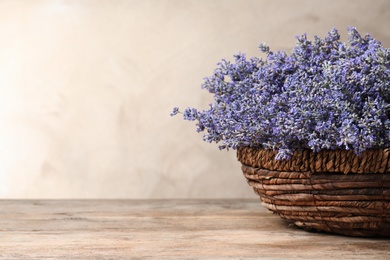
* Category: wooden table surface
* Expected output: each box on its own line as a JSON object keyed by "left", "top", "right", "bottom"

{"left": 0, "top": 199, "right": 389, "bottom": 259}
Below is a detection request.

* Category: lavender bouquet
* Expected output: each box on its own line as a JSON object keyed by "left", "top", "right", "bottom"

{"left": 172, "top": 28, "right": 390, "bottom": 160}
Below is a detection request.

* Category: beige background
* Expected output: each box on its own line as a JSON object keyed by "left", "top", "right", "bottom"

{"left": 0, "top": 0, "right": 389, "bottom": 198}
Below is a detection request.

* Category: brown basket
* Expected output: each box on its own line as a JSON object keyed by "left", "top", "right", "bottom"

{"left": 237, "top": 146, "right": 390, "bottom": 237}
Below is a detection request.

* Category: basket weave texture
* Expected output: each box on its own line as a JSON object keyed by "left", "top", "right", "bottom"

{"left": 237, "top": 146, "right": 390, "bottom": 237}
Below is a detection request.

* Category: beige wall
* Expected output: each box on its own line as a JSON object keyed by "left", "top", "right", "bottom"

{"left": 0, "top": 0, "right": 389, "bottom": 198}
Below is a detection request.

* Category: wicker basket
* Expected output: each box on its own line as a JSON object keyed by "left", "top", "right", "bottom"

{"left": 237, "top": 146, "right": 390, "bottom": 237}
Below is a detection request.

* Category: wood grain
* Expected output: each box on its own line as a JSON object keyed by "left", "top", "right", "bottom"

{"left": 0, "top": 199, "right": 389, "bottom": 259}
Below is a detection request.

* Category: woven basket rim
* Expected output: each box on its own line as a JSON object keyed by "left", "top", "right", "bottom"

{"left": 237, "top": 146, "right": 390, "bottom": 174}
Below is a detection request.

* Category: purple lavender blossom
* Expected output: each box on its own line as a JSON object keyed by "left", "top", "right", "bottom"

{"left": 170, "top": 107, "right": 179, "bottom": 116}
{"left": 172, "top": 28, "right": 390, "bottom": 160}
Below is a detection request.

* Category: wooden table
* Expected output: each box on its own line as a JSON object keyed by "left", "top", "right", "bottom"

{"left": 0, "top": 199, "right": 389, "bottom": 259}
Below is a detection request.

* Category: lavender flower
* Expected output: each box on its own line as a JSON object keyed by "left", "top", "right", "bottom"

{"left": 170, "top": 107, "right": 179, "bottom": 116}
{"left": 172, "top": 28, "right": 390, "bottom": 160}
